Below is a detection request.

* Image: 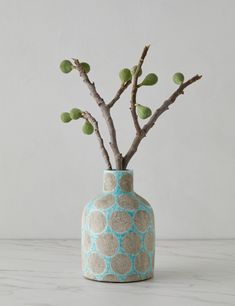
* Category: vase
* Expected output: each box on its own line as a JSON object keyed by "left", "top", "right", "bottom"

{"left": 81, "top": 170, "right": 155, "bottom": 282}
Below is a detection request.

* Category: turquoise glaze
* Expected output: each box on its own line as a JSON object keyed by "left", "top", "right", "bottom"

{"left": 81, "top": 170, "right": 155, "bottom": 282}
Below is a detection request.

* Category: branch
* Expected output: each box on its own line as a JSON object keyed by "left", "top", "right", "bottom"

{"left": 73, "top": 59, "right": 123, "bottom": 169}
{"left": 143, "top": 74, "right": 202, "bottom": 134}
{"left": 123, "top": 74, "right": 202, "bottom": 169}
{"left": 130, "top": 45, "right": 150, "bottom": 135}
{"left": 82, "top": 111, "right": 112, "bottom": 170}
{"left": 107, "top": 80, "right": 131, "bottom": 109}
{"left": 73, "top": 59, "right": 105, "bottom": 107}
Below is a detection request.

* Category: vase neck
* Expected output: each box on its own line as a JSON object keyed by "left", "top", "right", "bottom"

{"left": 103, "top": 170, "right": 133, "bottom": 193}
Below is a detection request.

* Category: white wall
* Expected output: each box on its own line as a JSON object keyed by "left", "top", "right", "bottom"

{"left": 0, "top": 0, "right": 234, "bottom": 239}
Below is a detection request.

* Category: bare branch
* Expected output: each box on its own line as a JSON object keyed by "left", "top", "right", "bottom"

{"left": 82, "top": 111, "right": 112, "bottom": 170}
{"left": 73, "top": 59, "right": 105, "bottom": 106}
{"left": 130, "top": 45, "right": 150, "bottom": 135}
{"left": 73, "top": 59, "right": 123, "bottom": 169}
{"left": 107, "top": 80, "right": 131, "bottom": 109}
{"left": 142, "top": 74, "right": 202, "bottom": 135}
{"left": 123, "top": 74, "right": 202, "bottom": 169}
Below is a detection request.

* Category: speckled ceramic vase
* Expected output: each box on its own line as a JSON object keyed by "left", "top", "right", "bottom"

{"left": 81, "top": 170, "right": 155, "bottom": 282}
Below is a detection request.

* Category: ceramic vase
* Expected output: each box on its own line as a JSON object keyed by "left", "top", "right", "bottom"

{"left": 81, "top": 170, "right": 155, "bottom": 282}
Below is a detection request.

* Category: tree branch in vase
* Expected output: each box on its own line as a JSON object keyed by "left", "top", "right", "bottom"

{"left": 59, "top": 47, "right": 202, "bottom": 170}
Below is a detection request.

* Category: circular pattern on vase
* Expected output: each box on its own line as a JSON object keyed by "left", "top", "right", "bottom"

{"left": 96, "top": 233, "right": 118, "bottom": 256}
{"left": 82, "top": 171, "right": 155, "bottom": 282}
{"left": 134, "top": 252, "right": 150, "bottom": 273}
{"left": 134, "top": 210, "right": 150, "bottom": 232}
{"left": 136, "top": 194, "right": 150, "bottom": 206}
{"left": 88, "top": 211, "right": 106, "bottom": 233}
{"left": 102, "top": 274, "right": 120, "bottom": 282}
{"left": 88, "top": 253, "right": 106, "bottom": 274}
{"left": 111, "top": 254, "right": 131, "bottom": 274}
{"left": 110, "top": 211, "right": 131, "bottom": 233}
{"left": 104, "top": 173, "right": 116, "bottom": 192}
{"left": 118, "top": 194, "right": 138, "bottom": 210}
{"left": 95, "top": 194, "right": 115, "bottom": 209}
{"left": 82, "top": 231, "right": 91, "bottom": 252}
{"left": 125, "top": 274, "right": 141, "bottom": 282}
{"left": 144, "top": 232, "right": 155, "bottom": 251}
{"left": 120, "top": 174, "right": 133, "bottom": 192}
{"left": 122, "top": 232, "right": 141, "bottom": 254}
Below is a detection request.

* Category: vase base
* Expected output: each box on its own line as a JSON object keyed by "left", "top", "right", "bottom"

{"left": 83, "top": 272, "right": 154, "bottom": 283}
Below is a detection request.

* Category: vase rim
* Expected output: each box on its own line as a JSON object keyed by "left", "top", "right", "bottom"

{"left": 104, "top": 169, "right": 133, "bottom": 173}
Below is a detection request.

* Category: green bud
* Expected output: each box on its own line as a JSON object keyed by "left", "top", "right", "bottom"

{"left": 80, "top": 62, "right": 90, "bottom": 73}
{"left": 131, "top": 65, "right": 142, "bottom": 77}
{"left": 141, "top": 73, "right": 158, "bottom": 86}
{"left": 60, "top": 112, "right": 72, "bottom": 123}
{"left": 136, "top": 104, "right": 152, "bottom": 119}
{"left": 82, "top": 120, "right": 94, "bottom": 135}
{"left": 60, "top": 60, "right": 73, "bottom": 73}
{"left": 70, "top": 108, "right": 82, "bottom": 120}
{"left": 173, "top": 72, "right": 184, "bottom": 85}
{"left": 119, "top": 68, "right": 132, "bottom": 84}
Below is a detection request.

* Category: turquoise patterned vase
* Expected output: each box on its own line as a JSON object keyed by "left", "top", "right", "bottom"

{"left": 81, "top": 170, "right": 155, "bottom": 282}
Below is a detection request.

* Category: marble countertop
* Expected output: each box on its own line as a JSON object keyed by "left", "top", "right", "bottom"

{"left": 0, "top": 240, "right": 234, "bottom": 306}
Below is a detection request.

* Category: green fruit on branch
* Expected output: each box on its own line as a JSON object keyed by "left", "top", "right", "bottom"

{"left": 82, "top": 120, "right": 94, "bottom": 135}
{"left": 70, "top": 108, "right": 82, "bottom": 120}
{"left": 141, "top": 73, "right": 158, "bottom": 86}
{"left": 60, "top": 60, "right": 73, "bottom": 73}
{"left": 131, "top": 65, "right": 142, "bottom": 77}
{"left": 80, "top": 62, "right": 90, "bottom": 73}
{"left": 173, "top": 72, "right": 184, "bottom": 85}
{"left": 60, "top": 112, "right": 72, "bottom": 123}
{"left": 119, "top": 68, "right": 132, "bottom": 84}
{"left": 136, "top": 104, "right": 152, "bottom": 119}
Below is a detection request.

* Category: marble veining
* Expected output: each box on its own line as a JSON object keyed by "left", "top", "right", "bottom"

{"left": 0, "top": 240, "right": 234, "bottom": 306}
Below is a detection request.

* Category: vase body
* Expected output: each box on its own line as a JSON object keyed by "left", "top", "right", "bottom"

{"left": 81, "top": 170, "right": 155, "bottom": 282}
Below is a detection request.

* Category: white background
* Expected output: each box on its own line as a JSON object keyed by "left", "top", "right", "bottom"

{"left": 0, "top": 0, "right": 234, "bottom": 239}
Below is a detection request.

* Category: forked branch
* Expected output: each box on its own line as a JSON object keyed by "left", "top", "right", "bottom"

{"left": 130, "top": 45, "right": 150, "bottom": 135}
{"left": 73, "top": 59, "right": 123, "bottom": 169}
{"left": 61, "top": 48, "right": 202, "bottom": 171}
{"left": 82, "top": 111, "right": 112, "bottom": 170}
{"left": 123, "top": 74, "right": 202, "bottom": 168}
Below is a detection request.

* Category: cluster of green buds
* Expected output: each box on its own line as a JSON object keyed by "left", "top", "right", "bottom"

{"left": 118, "top": 66, "right": 185, "bottom": 120}
{"left": 60, "top": 108, "right": 94, "bottom": 135}
{"left": 119, "top": 66, "right": 158, "bottom": 87}
{"left": 60, "top": 60, "right": 90, "bottom": 74}
{"left": 59, "top": 59, "right": 185, "bottom": 124}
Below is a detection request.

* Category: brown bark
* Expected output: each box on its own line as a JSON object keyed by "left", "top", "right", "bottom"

{"left": 82, "top": 111, "right": 112, "bottom": 170}
{"left": 73, "top": 59, "right": 123, "bottom": 169}
{"left": 107, "top": 80, "right": 131, "bottom": 109}
{"left": 130, "top": 45, "right": 150, "bottom": 135}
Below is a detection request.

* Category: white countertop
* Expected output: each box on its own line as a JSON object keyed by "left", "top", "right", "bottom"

{"left": 0, "top": 240, "right": 234, "bottom": 306}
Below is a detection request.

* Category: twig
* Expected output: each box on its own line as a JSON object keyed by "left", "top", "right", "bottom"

{"left": 82, "top": 111, "right": 112, "bottom": 170}
{"left": 107, "top": 80, "right": 131, "bottom": 109}
{"left": 73, "top": 59, "right": 123, "bottom": 169}
{"left": 73, "top": 59, "right": 105, "bottom": 107}
{"left": 130, "top": 45, "right": 150, "bottom": 135}
{"left": 123, "top": 74, "right": 202, "bottom": 168}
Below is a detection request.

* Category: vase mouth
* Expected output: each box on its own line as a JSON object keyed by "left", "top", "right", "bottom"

{"left": 104, "top": 169, "right": 133, "bottom": 174}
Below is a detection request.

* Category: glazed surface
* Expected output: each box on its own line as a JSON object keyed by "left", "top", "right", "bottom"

{"left": 81, "top": 170, "right": 155, "bottom": 282}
